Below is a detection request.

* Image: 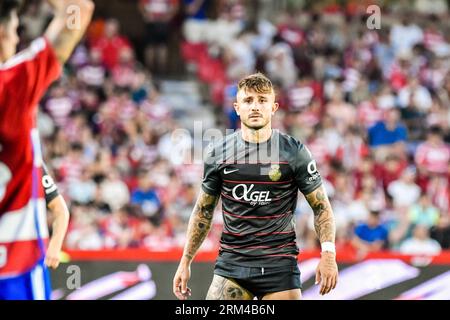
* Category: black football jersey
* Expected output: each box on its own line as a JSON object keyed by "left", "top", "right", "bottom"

{"left": 202, "top": 130, "right": 322, "bottom": 267}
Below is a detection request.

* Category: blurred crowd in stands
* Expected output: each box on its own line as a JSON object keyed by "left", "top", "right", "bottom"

{"left": 18, "top": 0, "right": 450, "bottom": 257}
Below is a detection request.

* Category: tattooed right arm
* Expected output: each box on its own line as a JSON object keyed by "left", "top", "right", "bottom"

{"left": 173, "top": 190, "right": 218, "bottom": 299}
{"left": 181, "top": 190, "right": 219, "bottom": 264}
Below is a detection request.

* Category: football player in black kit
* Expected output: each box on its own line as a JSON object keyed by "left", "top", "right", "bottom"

{"left": 173, "top": 73, "right": 338, "bottom": 300}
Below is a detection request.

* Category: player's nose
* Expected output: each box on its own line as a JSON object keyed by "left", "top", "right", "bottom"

{"left": 250, "top": 102, "right": 261, "bottom": 111}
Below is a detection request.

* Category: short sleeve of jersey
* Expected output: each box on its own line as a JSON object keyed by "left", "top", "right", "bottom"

{"left": 293, "top": 143, "right": 323, "bottom": 195}
{"left": 201, "top": 144, "right": 222, "bottom": 196}
{"left": 42, "top": 163, "right": 60, "bottom": 205}
{"left": 0, "top": 37, "right": 61, "bottom": 116}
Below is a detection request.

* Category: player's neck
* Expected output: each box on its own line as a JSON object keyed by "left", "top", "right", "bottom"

{"left": 0, "top": 52, "right": 10, "bottom": 64}
{"left": 240, "top": 125, "right": 272, "bottom": 144}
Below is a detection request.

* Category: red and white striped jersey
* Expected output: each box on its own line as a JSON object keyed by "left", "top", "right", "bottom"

{"left": 287, "top": 84, "right": 314, "bottom": 111}
{"left": 0, "top": 37, "right": 61, "bottom": 278}
{"left": 45, "top": 96, "right": 74, "bottom": 127}
{"left": 424, "top": 29, "right": 446, "bottom": 53}
{"left": 415, "top": 141, "right": 450, "bottom": 175}
{"left": 357, "top": 100, "right": 383, "bottom": 128}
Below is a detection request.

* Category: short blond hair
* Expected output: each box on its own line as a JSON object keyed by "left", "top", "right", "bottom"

{"left": 237, "top": 72, "right": 274, "bottom": 94}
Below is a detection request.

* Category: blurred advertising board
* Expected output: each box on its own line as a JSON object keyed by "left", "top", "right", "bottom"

{"left": 50, "top": 249, "right": 450, "bottom": 300}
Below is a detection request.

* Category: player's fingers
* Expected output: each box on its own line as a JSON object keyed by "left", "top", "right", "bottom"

{"left": 48, "top": 256, "right": 55, "bottom": 267}
{"left": 323, "top": 274, "right": 332, "bottom": 295}
{"left": 173, "top": 276, "right": 181, "bottom": 296}
{"left": 45, "top": 257, "right": 53, "bottom": 268}
{"left": 175, "top": 292, "right": 185, "bottom": 300}
{"left": 173, "top": 275, "right": 188, "bottom": 300}
{"left": 177, "top": 291, "right": 187, "bottom": 300}
{"left": 178, "top": 286, "right": 188, "bottom": 300}
{"left": 49, "top": 256, "right": 58, "bottom": 267}
{"left": 183, "top": 287, "right": 192, "bottom": 298}
{"left": 315, "top": 268, "right": 321, "bottom": 285}
{"left": 174, "top": 288, "right": 184, "bottom": 300}
{"left": 331, "top": 274, "right": 337, "bottom": 290}
{"left": 320, "top": 274, "right": 329, "bottom": 295}
{"left": 181, "top": 276, "right": 188, "bottom": 294}
{"left": 174, "top": 291, "right": 184, "bottom": 300}
{"left": 320, "top": 278, "right": 326, "bottom": 295}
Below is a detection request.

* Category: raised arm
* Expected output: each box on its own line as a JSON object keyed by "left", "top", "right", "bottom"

{"left": 44, "top": 0, "right": 94, "bottom": 64}
{"left": 173, "top": 190, "right": 219, "bottom": 300}
{"left": 305, "top": 184, "right": 338, "bottom": 295}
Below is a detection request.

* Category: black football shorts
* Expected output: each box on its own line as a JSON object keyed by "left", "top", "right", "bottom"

{"left": 214, "top": 260, "right": 302, "bottom": 299}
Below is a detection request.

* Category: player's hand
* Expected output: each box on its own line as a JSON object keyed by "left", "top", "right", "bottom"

{"left": 315, "top": 251, "right": 338, "bottom": 295}
{"left": 45, "top": 241, "right": 62, "bottom": 269}
{"left": 173, "top": 263, "right": 192, "bottom": 300}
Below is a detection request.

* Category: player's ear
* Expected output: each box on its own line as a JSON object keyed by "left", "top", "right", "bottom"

{"left": 234, "top": 102, "right": 240, "bottom": 116}
{"left": 272, "top": 102, "right": 279, "bottom": 115}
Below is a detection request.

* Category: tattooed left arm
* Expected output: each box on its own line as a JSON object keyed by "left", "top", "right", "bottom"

{"left": 305, "top": 185, "right": 338, "bottom": 295}
{"left": 305, "top": 185, "right": 336, "bottom": 244}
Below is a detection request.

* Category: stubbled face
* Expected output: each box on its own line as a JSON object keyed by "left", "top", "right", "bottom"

{"left": 0, "top": 11, "right": 19, "bottom": 63}
{"left": 234, "top": 88, "right": 278, "bottom": 130}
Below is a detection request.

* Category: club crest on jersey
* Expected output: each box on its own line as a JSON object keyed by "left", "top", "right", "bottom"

{"left": 268, "top": 164, "right": 281, "bottom": 182}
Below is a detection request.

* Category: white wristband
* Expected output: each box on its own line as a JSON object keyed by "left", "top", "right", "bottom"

{"left": 321, "top": 242, "right": 336, "bottom": 253}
